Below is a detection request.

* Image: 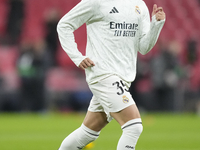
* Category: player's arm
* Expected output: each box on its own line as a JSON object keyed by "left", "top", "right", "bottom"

{"left": 138, "top": 3, "right": 166, "bottom": 55}
{"left": 57, "top": 0, "right": 98, "bottom": 68}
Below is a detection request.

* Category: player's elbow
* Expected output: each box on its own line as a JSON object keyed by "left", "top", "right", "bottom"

{"left": 57, "top": 20, "right": 63, "bottom": 35}
{"left": 138, "top": 47, "right": 150, "bottom": 55}
{"left": 57, "top": 18, "right": 68, "bottom": 35}
{"left": 139, "top": 50, "right": 148, "bottom": 55}
{"left": 138, "top": 43, "right": 154, "bottom": 55}
{"left": 57, "top": 19, "right": 75, "bottom": 36}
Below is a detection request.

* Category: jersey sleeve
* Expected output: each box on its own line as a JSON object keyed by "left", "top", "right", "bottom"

{"left": 57, "top": 0, "right": 98, "bottom": 67}
{"left": 138, "top": 1, "right": 165, "bottom": 55}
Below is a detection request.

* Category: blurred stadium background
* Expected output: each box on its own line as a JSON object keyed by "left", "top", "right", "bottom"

{"left": 0, "top": 0, "right": 200, "bottom": 150}
{"left": 0, "top": 0, "right": 200, "bottom": 113}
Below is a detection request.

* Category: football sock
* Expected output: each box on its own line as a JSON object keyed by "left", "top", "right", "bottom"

{"left": 58, "top": 124, "right": 100, "bottom": 150}
{"left": 117, "top": 118, "right": 143, "bottom": 150}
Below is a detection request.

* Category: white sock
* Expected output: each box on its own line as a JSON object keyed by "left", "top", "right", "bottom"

{"left": 117, "top": 118, "right": 143, "bottom": 150}
{"left": 59, "top": 124, "right": 100, "bottom": 150}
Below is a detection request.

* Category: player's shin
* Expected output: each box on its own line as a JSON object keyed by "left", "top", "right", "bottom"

{"left": 117, "top": 118, "right": 143, "bottom": 150}
{"left": 58, "top": 124, "right": 100, "bottom": 150}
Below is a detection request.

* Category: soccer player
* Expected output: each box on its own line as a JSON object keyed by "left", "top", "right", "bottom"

{"left": 57, "top": 0, "right": 165, "bottom": 149}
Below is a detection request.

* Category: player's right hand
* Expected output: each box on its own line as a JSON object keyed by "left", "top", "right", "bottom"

{"left": 79, "top": 58, "right": 95, "bottom": 70}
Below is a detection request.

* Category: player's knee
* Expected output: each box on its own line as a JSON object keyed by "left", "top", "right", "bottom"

{"left": 123, "top": 123, "right": 143, "bottom": 138}
{"left": 133, "top": 123, "right": 143, "bottom": 136}
{"left": 81, "top": 124, "right": 100, "bottom": 140}
{"left": 122, "top": 118, "right": 143, "bottom": 137}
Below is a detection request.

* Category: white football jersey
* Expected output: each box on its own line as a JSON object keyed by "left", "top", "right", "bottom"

{"left": 57, "top": 0, "right": 165, "bottom": 84}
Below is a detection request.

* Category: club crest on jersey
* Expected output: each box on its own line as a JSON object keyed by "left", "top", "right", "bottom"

{"left": 122, "top": 95, "right": 129, "bottom": 104}
{"left": 135, "top": 6, "right": 141, "bottom": 15}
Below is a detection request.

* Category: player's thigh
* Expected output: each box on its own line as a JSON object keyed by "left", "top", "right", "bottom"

{"left": 83, "top": 111, "right": 109, "bottom": 132}
{"left": 110, "top": 104, "right": 141, "bottom": 126}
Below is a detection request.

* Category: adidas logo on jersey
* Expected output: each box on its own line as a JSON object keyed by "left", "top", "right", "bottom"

{"left": 110, "top": 7, "right": 119, "bottom": 13}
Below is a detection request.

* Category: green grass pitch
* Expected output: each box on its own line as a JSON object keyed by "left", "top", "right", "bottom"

{"left": 0, "top": 112, "right": 199, "bottom": 150}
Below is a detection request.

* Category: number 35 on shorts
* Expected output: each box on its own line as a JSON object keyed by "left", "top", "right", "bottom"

{"left": 112, "top": 80, "right": 129, "bottom": 95}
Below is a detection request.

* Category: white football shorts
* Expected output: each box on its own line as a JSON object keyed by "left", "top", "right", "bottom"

{"left": 88, "top": 75, "right": 135, "bottom": 122}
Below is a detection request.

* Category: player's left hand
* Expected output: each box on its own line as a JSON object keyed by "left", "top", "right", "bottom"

{"left": 152, "top": 4, "right": 166, "bottom": 21}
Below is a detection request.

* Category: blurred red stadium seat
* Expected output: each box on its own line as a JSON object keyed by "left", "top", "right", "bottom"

{"left": 0, "top": 0, "right": 8, "bottom": 35}
{"left": 45, "top": 67, "right": 88, "bottom": 92}
{"left": 0, "top": 46, "right": 20, "bottom": 90}
{"left": 0, "top": 46, "right": 18, "bottom": 72}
